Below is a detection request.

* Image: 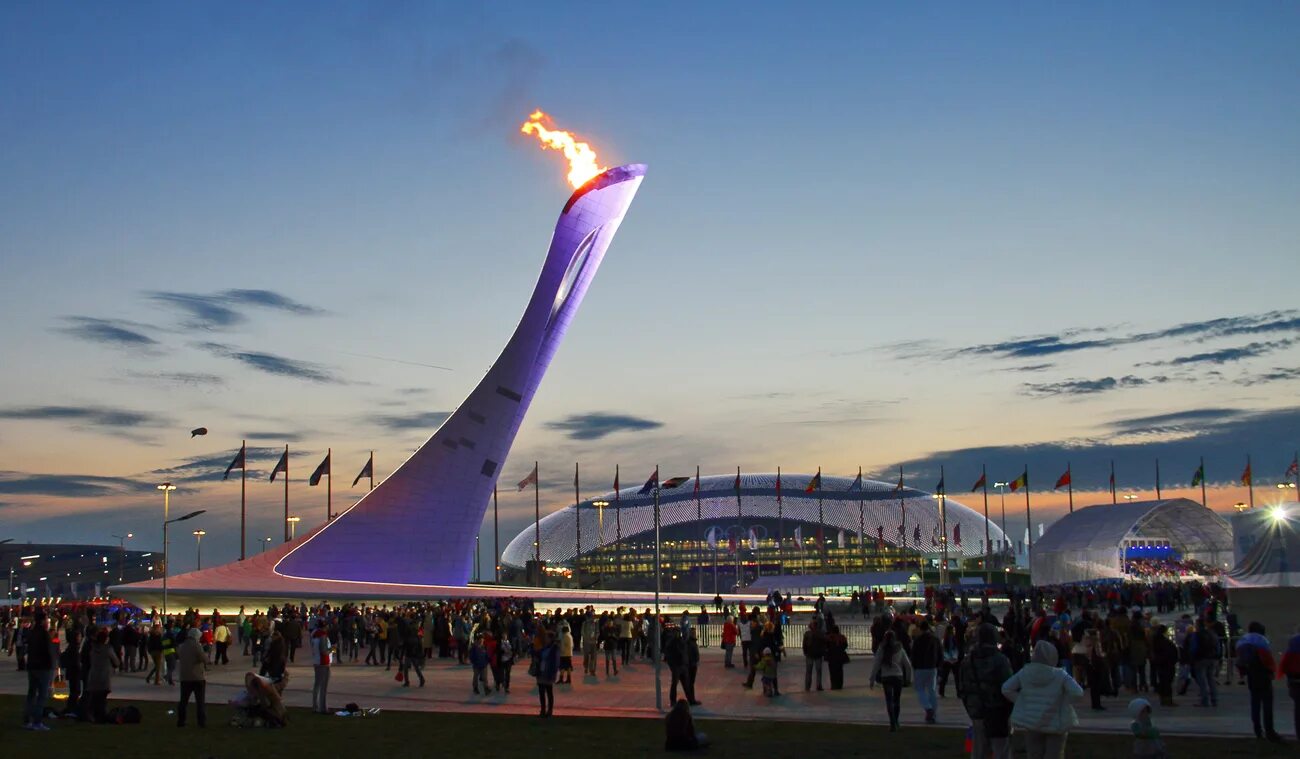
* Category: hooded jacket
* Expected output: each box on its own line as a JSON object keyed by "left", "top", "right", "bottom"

{"left": 1002, "top": 640, "right": 1082, "bottom": 733}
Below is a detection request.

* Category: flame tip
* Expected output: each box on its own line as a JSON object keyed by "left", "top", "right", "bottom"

{"left": 520, "top": 108, "right": 607, "bottom": 189}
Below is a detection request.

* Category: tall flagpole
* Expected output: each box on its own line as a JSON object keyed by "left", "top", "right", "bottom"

{"left": 574, "top": 462, "right": 581, "bottom": 588}
{"left": 1200, "top": 457, "right": 1208, "bottom": 507}
{"left": 240, "top": 439, "right": 247, "bottom": 561}
{"left": 981, "top": 464, "right": 991, "bottom": 581}
{"left": 696, "top": 465, "right": 702, "bottom": 594}
{"left": 615, "top": 465, "right": 622, "bottom": 579}
{"left": 1294, "top": 450, "right": 1299, "bottom": 501}
{"left": 1155, "top": 458, "right": 1162, "bottom": 500}
{"left": 858, "top": 466, "right": 866, "bottom": 574}
{"left": 1024, "top": 464, "right": 1032, "bottom": 561}
{"left": 533, "top": 461, "right": 541, "bottom": 587}
{"left": 735, "top": 465, "right": 742, "bottom": 587}
{"left": 1111, "top": 460, "right": 1117, "bottom": 504}
{"left": 898, "top": 465, "right": 907, "bottom": 570}
{"left": 1067, "top": 461, "right": 1073, "bottom": 513}
{"left": 283, "top": 445, "right": 290, "bottom": 543}
{"left": 777, "top": 466, "right": 784, "bottom": 576}
{"left": 816, "top": 467, "right": 825, "bottom": 573}
{"left": 652, "top": 465, "right": 662, "bottom": 712}
{"left": 369, "top": 450, "right": 374, "bottom": 491}
{"left": 938, "top": 464, "right": 948, "bottom": 586}
{"left": 327, "top": 447, "right": 332, "bottom": 522}
{"left": 1247, "top": 454, "right": 1254, "bottom": 509}
{"left": 493, "top": 485, "right": 500, "bottom": 583}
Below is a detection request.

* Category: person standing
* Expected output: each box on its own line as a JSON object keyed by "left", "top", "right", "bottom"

{"left": 213, "top": 620, "right": 231, "bottom": 665}
{"left": 802, "top": 618, "right": 827, "bottom": 692}
{"left": 1149, "top": 624, "right": 1179, "bottom": 707}
{"left": 309, "top": 618, "right": 333, "bottom": 713}
{"left": 1190, "top": 618, "right": 1220, "bottom": 708}
{"left": 23, "top": 609, "right": 57, "bottom": 731}
{"left": 533, "top": 630, "right": 560, "bottom": 718}
{"left": 721, "top": 616, "right": 738, "bottom": 669}
{"left": 870, "top": 629, "right": 913, "bottom": 732}
{"left": 959, "top": 623, "right": 1014, "bottom": 759}
{"left": 686, "top": 627, "right": 702, "bottom": 706}
{"left": 825, "top": 623, "right": 849, "bottom": 690}
{"left": 1277, "top": 630, "right": 1300, "bottom": 741}
{"left": 1002, "top": 639, "right": 1084, "bottom": 759}
{"left": 176, "top": 627, "right": 207, "bottom": 727}
{"left": 1236, "top": 621, "right": 1284, "bottom": 742}
{"left": 911, "top": 619, "right": 942, "bottom": 723}
{"left": 86, "top": 627, "right": 120, "bottom": 724}
{"left": 581, "top": 612, "right": 600, "bottom": 677}
{"left": 739, "top": 612, "right": 753, "bottom": 669}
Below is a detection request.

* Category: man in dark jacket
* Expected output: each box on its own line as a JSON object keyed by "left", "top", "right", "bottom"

{"left": 802, "top": 618, "right": 827, "bottom": 692}
{"left": 912, "top": 619, "right": 943, "bottom": 723}
{"left": 23, "top": 610, "right": 58, "bottom": 731}
{"left": 1150, "top": 624, "right": 1180, "bottom": 707}
{"left": 663, "top": 628, "right": 695, "bottom": 704}
{"left": 282, "top": 614, "right": 303, "bottom": 664}
{"left": 959, "top": 623, "right": 1014, "bottom": 759}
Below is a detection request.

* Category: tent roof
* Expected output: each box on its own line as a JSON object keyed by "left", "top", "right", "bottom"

{"left": 1034, "top": 498, "right": 1231, "bottom": 555}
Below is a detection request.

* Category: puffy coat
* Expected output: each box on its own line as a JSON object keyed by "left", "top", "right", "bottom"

{"left": 87, "top": 641, "right": 120, "bottom": 691}
{"left": 1002, "top": 662, "right": 1083, "bottom": 733}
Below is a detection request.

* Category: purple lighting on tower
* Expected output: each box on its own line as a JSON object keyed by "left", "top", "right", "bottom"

{"left": 273, "top": 164, "right": 647, "bottom": 586}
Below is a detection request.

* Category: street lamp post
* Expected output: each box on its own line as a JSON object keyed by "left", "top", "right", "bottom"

{"left": 286, "top": 516, "right": 301, "bottom": 541}
{"left": 192, "top": 530, "right": 206, "bottom": 570}
{"left": 159, "top": 481, "right": 205, "bottom": 616}
{"left": 994, "top": 482, "right": 1009, "bottom": 557}
{"left": 111, "top": 533, "right": 133, "bottom": 582}
{"left": 262, "top": 537, "right": 273, "bottom": 554}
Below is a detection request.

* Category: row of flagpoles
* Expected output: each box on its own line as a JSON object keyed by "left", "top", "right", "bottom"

{"left": 219, "top": 442, "right": 375, "bottom": 560}
{"left": 510, "top": 453, "right": 1300, "bottom": 586}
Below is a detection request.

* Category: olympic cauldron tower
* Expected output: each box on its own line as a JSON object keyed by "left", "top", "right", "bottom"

{"left": 273, "top": 164, "right": 647, "bottom": 586}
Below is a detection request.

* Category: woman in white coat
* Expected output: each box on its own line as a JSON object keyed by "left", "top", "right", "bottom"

{"left": 1002, "top": 639, "right": 1084, "bottom": 759}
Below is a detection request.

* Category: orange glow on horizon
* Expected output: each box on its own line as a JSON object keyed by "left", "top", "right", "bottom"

{"left": 520, "top": 110, "right": 606, "bottom": 189}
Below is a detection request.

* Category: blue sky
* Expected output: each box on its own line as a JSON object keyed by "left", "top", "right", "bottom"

{"left": 1, "top": 2, "right": 1298, "bottom": 572}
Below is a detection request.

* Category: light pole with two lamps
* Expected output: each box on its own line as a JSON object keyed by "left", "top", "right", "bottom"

{"left": 286, "top": 516, "right": 302, "bottom": 541}
{"left": 192, "top": 530, "right": 206, "bottom": 570}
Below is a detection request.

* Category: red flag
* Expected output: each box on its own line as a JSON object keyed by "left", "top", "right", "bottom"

{"left": 1241, "top": 461, "right": 1252, "bottom": 486}
{"left": 1054, "top": 469, "right": 1071, "bottom": 490}
{"left": 728, "top": 534, "right": 737, "bottom": 554}
{"left": 1288, "top": 455, "right": 1299, "bottom": 478}
{"left": 970, "top": 472, "right": 986, "bottom": 492}
{"left": 517, "top": 464, "right": 538, "bottom": 491}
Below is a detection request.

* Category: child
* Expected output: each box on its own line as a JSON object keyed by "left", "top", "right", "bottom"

{"left": 1129, "top": 698, "right": 1167, "bottom": 758}
{"left": 468, "top": 634, "right": 490, "bottom": 695}
{"left": 759, "top": 647, "right": 779, "bottom": 697}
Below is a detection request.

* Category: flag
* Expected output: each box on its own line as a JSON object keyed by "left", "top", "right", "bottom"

{"left": 776, "top": 470, "right": 782, "bottom": 500}
{"left": 693, "top": 467, "right": 700, "bottom": 495}
{"left": 1241, "top": 461, "right": 1252, "bottom": 486}
{"left": 190, "top": 427, "right": 208, "bottom": 438}
{"left": 269, "top": 450, "right": 288, "bottom": 482}
{"left": 837, "top": 529, "right": 846, "bottom": 549}
{"left": 517, "top": 464, "right": 538, "bottom": 491}
{"left": 309, "top": 452, "right": 331, "bottom": 486}
{"left": 613, "top": 468, "right": 620, "bottom": 492}
{"left": 794, "top": 526, "right": 803, "bottom": 551}
{"left": 876, "top": 525, "right": 885, "bottom": 548}
{"left": 662, "top": 476, "right": 691, "bottom": 489}
{"left": 638, "top": 468, "right": 659, "bottom": 495}
{"left": 971, "top": 472, "right": 986, "bottom": 492}
{"left": 1191, "top": 463, "right": 1204, "bottom": 487}
{"left": 706, "top": 527, "right": 718, "bottom": 550}
{"left": 728, "top": 533, "right": 738, "bottom": 554}
{"left": 1054, "top": 469, "right": 1071, "bottom": 490}
{"left": 223, "top": 444, "right": 245, "bottom": 481}
{"left": 935, "top": 475, "right": 945, "bottom": 495}
{"left": 1287, "top": 455, "right": 1299, "bottom": 478}
{"left": 805, "top": 469, "right": 821, "bottom": 493}
{"left": 733, "top": 469, "right": 741, "bottom": 492}
{"left": 913, "top": 524, "right": 921, "bottom": 543}
{"left": 954, "top": 523, "right": 962, "bottom": 546}
{"left": 848, "top": 469, "right": 863, "bottom": 492}
{"left": 748, "top": 528, "right": 759, "bottom": 550}
{"left": 352, "top": 454, "right": 373, "bottom": 487}
{"left": 1008, "top": 470, "right": 1028, "bottom": 492}
{"left": 894, "top": 472, "right": 904, "bottom": 491}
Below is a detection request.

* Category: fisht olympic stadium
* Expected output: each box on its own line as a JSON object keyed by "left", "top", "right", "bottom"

{"left": 501, "top": 473, "right": 1009, "bottom": 591}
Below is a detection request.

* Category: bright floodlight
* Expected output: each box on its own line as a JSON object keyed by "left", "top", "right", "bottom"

{"left": 1271, "top": 505, "right": 1289, "bottom": 523}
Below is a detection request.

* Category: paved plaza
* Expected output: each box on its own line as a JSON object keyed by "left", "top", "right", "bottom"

{"left": 0, "top": 642, "right": 1266, "bottom": 738}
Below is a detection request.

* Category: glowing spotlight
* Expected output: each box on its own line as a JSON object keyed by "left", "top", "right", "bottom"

{"left": 1271, "top": 505, "right": 1289, "bottom": 523}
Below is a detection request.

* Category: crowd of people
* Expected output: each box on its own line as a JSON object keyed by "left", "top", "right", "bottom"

{"left": 2, "top": 583, "right": 1298, "bottom": 757}
{"left": 1123, "top": 557, "right": 1219, "bottom": 580}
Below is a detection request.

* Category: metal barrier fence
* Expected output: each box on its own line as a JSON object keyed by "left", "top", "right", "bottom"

{"left": 690, "top": 622, "right": 875, "bottom": 654}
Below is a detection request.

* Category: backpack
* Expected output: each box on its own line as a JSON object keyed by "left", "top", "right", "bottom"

{"left": 108, "top": 705, "right": 143, "bottom": 724}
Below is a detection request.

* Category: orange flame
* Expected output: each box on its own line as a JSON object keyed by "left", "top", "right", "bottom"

{"left": 520, "top": 110, "right": 606, "bottom": 189}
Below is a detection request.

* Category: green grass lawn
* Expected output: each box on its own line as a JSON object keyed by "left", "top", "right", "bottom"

{"left": 0, "top": 694, "right": 1289, "bottom": 758}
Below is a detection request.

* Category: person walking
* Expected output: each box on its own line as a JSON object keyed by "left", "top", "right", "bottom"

{"left": 213, "top": 620, "right": 231, "bottom": 665}
{"left": 802, "top": 618, "right": 827, "bottom": 692}
{"left": 1190, "top": 618, "right": 1220, "bottom": 708}
{"left": 870, "top": 629, "right": 913, "bottom": 732}
{"left": 145, "top": 624, "right": 164, "bottom": 685}
{"left": 402, "top": 623, "right": 426, "bottom": 687}
{"left": 22, "top": 610, "right": 57, "bottom": 731}
{"left": 176, "top": 627, "right": 207, "bottom": 727}
{"left": 911, "top": 619, "right": 942, "bottom": 723}
{"left": 959, "top": 623, "right": 1014, "bottom": 759}
{"left": 1002, "top": 639, "right": 1084, "bottom": 759}
{"left": 1236, "top": 621, "right": 1284, "bottom": 742}
{"left": 1278, "top": 630, "right": 1300, "bottom": 741}
{"left": 739, "top": 612, "right": 753, "bottom": 669}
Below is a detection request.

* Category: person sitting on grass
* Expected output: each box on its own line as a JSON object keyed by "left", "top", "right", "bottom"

{"left": 231, "top": 672, "right": 287, "bottom": 728}
{"left": 1129, "top": 698, "right": 1167, "bottom": 758}
{"left": 665, "top": 698, "right": 710, "bottom": 751}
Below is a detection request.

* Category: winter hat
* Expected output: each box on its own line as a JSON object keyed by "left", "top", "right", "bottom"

{"left": 1031, "top": 638, "right": 1058, "bottom": 667}
{"left": 188, "top": 627, "right": 202, "bottom": 641}
{"left": 1128, "top": 698, "right": 1152, "bottom": 718}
